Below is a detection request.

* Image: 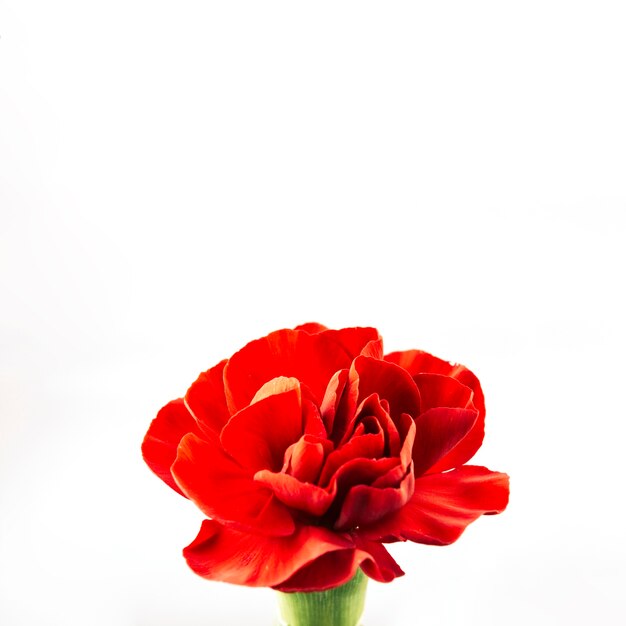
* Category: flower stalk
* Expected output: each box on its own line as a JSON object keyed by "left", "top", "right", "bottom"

{"left": 276, "top": 569, "right": 368, "bottom": 626}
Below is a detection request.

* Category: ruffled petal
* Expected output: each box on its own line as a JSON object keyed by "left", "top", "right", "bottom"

{"left": 335, "top": 467, "right": 415, "bottom": 530}
{"left": 413, "top": 373, "right": 475, "bottom": 413}
{"left": 254, "top": 470, "right": 334, "bottom": 516}
{"left": 411, "top": 408, "right": 478, "bottom": 476}
{"left": 352, "top": 537, "right": 405, "bottom": 583}
{"left": 413, "top": 373, "right": 484, "bottom": 471}
{"left": 184, "top": 359, "right": 231, "bottom": 436}
{"left": 385, "top": 349, "right": 485, "bottom": 418}
{"left": 275, "top": 535, "right": 404, "bottom": 592}
{"left": 220, "top": 378, "right": 304, "bottom": 472}
{"left": 319, "top": 434, "right": 387, "bottom": 486}
{"left": 172, "top": 433, "right": 295, "bottom": 537}
{"left": 183, "top": 520, "right": 353, "bottom": 589}
{"left": 224, "top": 329, "right": 354, "bottom": 412}
{"left": 351, "top": 356, "right": 421, "bottom": 423}
{"left": 322, "top": 369, "right": 356, "bottom": 444}
{"left": 320, "top": 327, "right": 383, "bottom": 360}
{"left": 283, "top": 435, "right": 331, "bottom": 484}
{"left": 141, "top": 399, "right": 199, "bottom": 497}
{"left": 357, "top": 465, "right": 509, "bottom": 545}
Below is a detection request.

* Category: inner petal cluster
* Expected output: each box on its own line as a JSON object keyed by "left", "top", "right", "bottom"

{"left": 244, "top": 365, "right": 418, "bottom": 532}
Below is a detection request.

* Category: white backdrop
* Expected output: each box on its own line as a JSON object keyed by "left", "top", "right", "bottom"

{"left": 1, "top": 2, "right": 625, "bottom": 625}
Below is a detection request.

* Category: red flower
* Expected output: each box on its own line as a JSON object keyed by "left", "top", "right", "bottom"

{"left": 142, "top": 324, "right": 509, "bottom": 592}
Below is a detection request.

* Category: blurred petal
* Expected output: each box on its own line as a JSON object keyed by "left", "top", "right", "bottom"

{"left": 172, "top": 433, "right": 295, "bottom": 537}
{"left": 358, "top": 466, "right": 509, "bottom": 545}
{"left": 141, "top": 399, "right": 199, "bottom": 496}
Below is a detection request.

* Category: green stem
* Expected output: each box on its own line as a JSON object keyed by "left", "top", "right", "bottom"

{"left": 276, "top": 570, "right": 368, "bottom": 626}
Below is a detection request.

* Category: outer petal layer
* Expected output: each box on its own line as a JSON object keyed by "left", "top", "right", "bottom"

{"left": 411, "top": 407, "right": 478, "bottom": 476}
{"left": 141, "top": 399, "right": 199, "bottom": 496}
{"left": 184, "top": 520, "right": 355, "bottom": 589}
{"left": 275, "top": 535, "right": 404, "bottom": 592}
{"left": 184, "top": 359, "right": 231, "bottom": 436}
{"left": 172, "top": 433, "right": 295, "bottom": 536}
{"left": 357, "top": 465, "right": 509, "bottom": 545}
{"left": 385, "top": 349, "right": 485, "bottom": 418}
{"left": 224, "top": 329, "right": 354, "bottom": 412}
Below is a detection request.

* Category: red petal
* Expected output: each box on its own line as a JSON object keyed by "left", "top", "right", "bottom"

{"left": 352, "top": 393, "right": 404, "bottom": 458}
{"left": 357, "top": 465, "right": 509, "bottom": 545}
{"left": 320, "top": 327, "right": 382, "bottom": 360}
{"left": 413, "top": 373, "right": 475, "bottom": 413}
{"left": 319, "top": 433, "right": 387, "bottom": 486}
{"left": 413, "top": 373, "right": 484, "bottom": 472}
{"left": 352, "top": 356, "right": 421, "bottom": 423}
{"left": 412, "top": 407, "right": 478, "bottom": 476}
{"left": 184, "top": 359, "right": 231, "bottom": 436}
{"left": 335, "top": 468, "right": 415, "bottom": 530}
{"left": 283, "top": 435, "right": 330, "bottom": 484}
{"left": 353, "top": 537, "right": 404, "bottom": 583}
{"left": 321, "top": 369, "right": 354, "bottom": 441}
{"left": 294, "top": 322, "right": 329, "bottom": 334}
{"left": 224, "top": 329, "right": 353, "bottom": 412}
{"left": 276, "top": 536, "right": 404, "bottom": 592}
{"left": 303, "top": 397, "right": 327, "bottom": 439}
{"left": 172, "top": 433, "right": 295, "bottom": 536}
{"left": 385, "top": 350, "right": 485, "bottom": 418}
{"left": 220, "top": 379, "right": 303, "bottom": 473}
{"left": 183, "top": 519, "right": 353, "bottom": 589}
{"left": 254, "top": 470, "right": 334, "bottom": 516}
{"left": 141, "top": 399, "right": 199, "bottom": 497}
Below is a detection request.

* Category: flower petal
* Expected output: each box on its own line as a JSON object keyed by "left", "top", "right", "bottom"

{"left": 172, "top": 433, "right": 295, "bottom": 537}
{"left": 283, "top": 435, "right": 331, "bottom": 484}
{"left": 320, "top": 327, "right": 383, "bottom": 360}
{"left": 276, "top": 536, "right": 404, "bottom": 592}
{"left": 294, "top": 322, "right": 329, "bottom": 334}
{"left": 321, "top": 369, "right": 354, "bottom": 442}
{"left": 183, "top": 519, "right": 353, "bottom": 589}
{"left": 141, "top": 399, "right": 199, "bottom": 497}
{"left": 224, "top": 329, "right": 353, "bottom": 412}
{"left": 413, "top": 373, "right": 484, "bottom": 471}
{"left": 353, "top": 537, "right": 405, "bottom": 584}
{"left": 385, "top": 349, "right": 485, "bottom": 418}
{"left": 357, "top": 465, "right": 509, "bottom": 545}
{"left": 412, "top": 407, "right": 478, "bottom": 476}
{"left": 184, "top": 359, "right": 231, "bottom": 436}
{"left": 220, "top": 379, "right": 304, "bottom": 472}
{"left": 319, "top": 433, "right": 387, "bottom": 486}
{"left": 254, "top": 470, "right": 334, "bottom": 516}
{"left": 351, "top": 356, "right": 421, "bottom": 423}
{"left": 335, "top": 467, "right": 415, "bottom": 530}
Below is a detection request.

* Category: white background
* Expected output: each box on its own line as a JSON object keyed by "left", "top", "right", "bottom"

{"left": 1, "top": 1, "right": 625, "bottom": 624}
